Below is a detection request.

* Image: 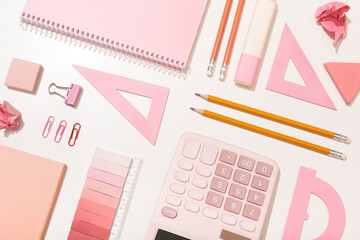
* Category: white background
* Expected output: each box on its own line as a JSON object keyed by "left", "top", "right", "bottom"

{"left": 1, "top": 0, "right": 360, "bottom": 239}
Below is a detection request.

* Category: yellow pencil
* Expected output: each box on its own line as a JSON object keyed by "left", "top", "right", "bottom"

{"left": 190, "top": 108, "right": 346, "bottom": 160}
{"left": 195, "top": 93, "right": 350, "bottom": 144}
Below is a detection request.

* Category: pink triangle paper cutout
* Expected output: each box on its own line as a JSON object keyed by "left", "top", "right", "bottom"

{"left": 266, "top": 24, "right": 336, "bottom": 110}
{"left": 324, "top": 62, "right": 360, "bottom": 105}
{"left": 73, "top": 65, "right": 169, "bottom": 145}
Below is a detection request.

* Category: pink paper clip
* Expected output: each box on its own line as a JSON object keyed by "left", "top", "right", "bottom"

{"left": 42, "top": 116, "right": 55, "bottom": 138}
{"left": 54, "top": 120, "right": 67, "bottom": 143}
{"left": 68, "top": 123, "right": 81, "bottom": 147}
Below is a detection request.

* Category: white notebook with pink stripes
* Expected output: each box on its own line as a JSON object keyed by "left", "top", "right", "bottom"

{"left": 21, "top": 0, "right": 208, "bottom": 72}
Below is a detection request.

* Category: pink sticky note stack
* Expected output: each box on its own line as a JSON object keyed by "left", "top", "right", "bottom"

{"left": 68, "top": 148, "right": 135, "bottom": 240}
{"left": 5, "top": 58, "right": 43, "bottom": 93}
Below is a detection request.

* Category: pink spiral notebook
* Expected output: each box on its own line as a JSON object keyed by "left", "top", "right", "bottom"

{"left": 21, "top": 0, "right": 208, "bottom": 72}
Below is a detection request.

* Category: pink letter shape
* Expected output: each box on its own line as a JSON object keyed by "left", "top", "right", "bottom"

{"left": 283, "top": 166, "right": 345, "bottom": 240}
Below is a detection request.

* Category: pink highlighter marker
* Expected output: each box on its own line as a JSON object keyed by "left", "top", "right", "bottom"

{"left": 234, "top": 0, "right": 277, "bottom": 87}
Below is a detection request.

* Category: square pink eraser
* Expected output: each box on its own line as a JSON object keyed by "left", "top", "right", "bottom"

{"left": 5, "top": 58, "right": 43, "bottom": 93}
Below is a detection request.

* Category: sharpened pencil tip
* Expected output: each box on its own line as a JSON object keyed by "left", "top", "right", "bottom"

{"left": 195, "top": 93, "right": 200, "bottom": 97}
{"left": 190, "top": 107, "right": 195, "bottom": 111}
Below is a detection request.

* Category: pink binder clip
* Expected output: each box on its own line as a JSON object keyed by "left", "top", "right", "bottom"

{"left": 48, "top": 83, "right": 82, "bottom": 107}
{"left": 68, "top": 123, "right": 81, "bottom": 147}
{"left": 42, "top": 116, "right": 55, "bottom": 138}
{"left": 54, "top": 120, "right": 67, "bottom": 143}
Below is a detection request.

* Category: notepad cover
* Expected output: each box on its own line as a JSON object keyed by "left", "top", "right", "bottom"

{"left": 0, "top": 145, "right": 66, "bottom": 240}
{"left": 22, "top": 0, "right": 208, "bottom": 71}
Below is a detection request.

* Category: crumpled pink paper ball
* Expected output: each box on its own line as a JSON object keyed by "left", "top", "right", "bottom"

{"left": 0, "top": 101, "right": 22, "bottom": 131}
{"left": 315, "top": 2, "right": 350, "bottom": 47}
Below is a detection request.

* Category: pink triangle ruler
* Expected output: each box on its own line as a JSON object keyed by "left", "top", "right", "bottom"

{"left": 324, "top": 62, "right": 360, "bottom": 105}
{"left": 266, "top": 24, "right": 336, "bottom": 110}
{"left": 73, "top": 65, "right": 169, "bottom": 145}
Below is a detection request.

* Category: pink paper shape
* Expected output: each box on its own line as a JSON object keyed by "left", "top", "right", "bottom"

{"left": 315, "top": 2, "right": 350, "bottom": 46}
{"left": 324, "top": 62, "right": 360, "bottom": 105}
{"left": 73, "top": 65, "right": 169, "bottom": 145}
{"left": 266, "top": 24, "right": 336, "bottom": 110}
{"left": 283, "top": 166, "right": 346, "bottom": 240}
{"left": 0, "top": 101, "right": 22, "bottom": 131}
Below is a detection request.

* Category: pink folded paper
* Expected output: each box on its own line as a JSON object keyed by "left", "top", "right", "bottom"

{"left": 315, "top": 2, "right": 350, "bottom": 46}
{"left": 0, "top": 101, "right": 21, "bottom": 130}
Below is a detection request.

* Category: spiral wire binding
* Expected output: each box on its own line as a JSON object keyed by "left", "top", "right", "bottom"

{"left": 20, "top": 13, "right": 189, "bottom": 78}
{"left": 109, "top": 156, "right": 142, "bottom": 240}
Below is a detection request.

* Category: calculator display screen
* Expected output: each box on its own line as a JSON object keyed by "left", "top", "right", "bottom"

{"left": 155, "top": 229, "right": 190, "bottom": 240}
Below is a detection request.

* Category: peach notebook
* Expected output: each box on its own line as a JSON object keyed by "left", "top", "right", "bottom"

{"left": 21, "top": 0, "right": 208, "bottom": 72}
{"left": 0, "top": 145, "right": 66, "bottom": 240}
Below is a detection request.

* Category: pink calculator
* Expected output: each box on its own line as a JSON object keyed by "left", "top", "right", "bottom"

{"left": 145, "top": 132, "right": 279, "bottom": 240}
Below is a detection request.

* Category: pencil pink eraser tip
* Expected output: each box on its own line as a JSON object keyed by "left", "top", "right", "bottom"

{"left": 234, "top": 54, "right": 260, "bottom": 87}
{"left": 5, "top": 58, "right": 43, "bottom": 94}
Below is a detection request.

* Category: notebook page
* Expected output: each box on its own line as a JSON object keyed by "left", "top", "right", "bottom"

{"left": 22, "top": 0, "right": 208, "bottom": 68}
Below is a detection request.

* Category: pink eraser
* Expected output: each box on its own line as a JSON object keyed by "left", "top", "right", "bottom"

{"left": 324, "top": 62, "right": 360, "bottom": 105}
{"left": 5, "top": 58, "right": 43, "bottom": 93}
{"left": 234, "top": 54, "right": 260, "bottom": 87}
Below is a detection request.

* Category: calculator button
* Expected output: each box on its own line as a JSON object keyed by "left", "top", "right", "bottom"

{"left": 243, "top": 204, "right": 261, "bottom": 221}
{"left": 255, "top": 161, "right": 273, "bottom": 177}
{"left": 200, "top": 144, "right": 218, "bottom": 165}
{"left": 215, "top": 163, "right": 233, "bottom": 179}
{"left": 196, "top": 166, "right": 212, "bottom": 177}
{"left": 182, "top": 138, "right": 201, "bottom": 159}
{"left": 210, "top": 177, "right": 228, "bottom": 193}
{"left": 192, "top": 178, "right": 208, "bottom": 189}
{"left": 237, "top": 156, "right": 255, "bottom": 171}
{"left": 247, "top": 189, "right": 265, "bottom": 206}
{"left": 174, "top": 171, "right": 189, "bottom": 183}
{"left": 206, "top": 191, "right": 224, "bottom": 208}
{"left": 161, "top": 207, "right": 177, "bottom": 219}
{"left": 219, "top": 150, "right": 237, "bottom": 165}
{"left": 233, "top": 169, "right": 251, "bottom": 185}
{"left": 239, "top": 220, "right": 256, "bottom": 232}
{"left": 165, "top": 195, "right": 181, "bottom": 207}
{"left": 251, "top": 175, "right": 269, "bottom": 192}
{"left": 170, "top": 183, "right": 185, "bottom": 195}
{"left": 224, "top": 198, "right": 242, "bottom": 214}
{"left": 229, "top": 183, "right": 247, "bottom": 200}
{"left": 184, "top": 201, "right": 200, "bottom": 213}
{"left": 177, "top": 160, "right": 193, "bottom": 171}
{"left": 203, "top": 207, "right": 218, "bottom": 219}
{"left": 221, "top": 214, "right": 237, "bottom": 226}
{"left": 188, "top": 189, "right": 204, "bottom": 201}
